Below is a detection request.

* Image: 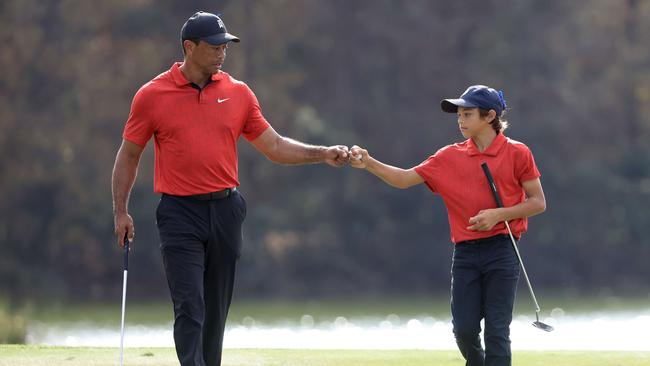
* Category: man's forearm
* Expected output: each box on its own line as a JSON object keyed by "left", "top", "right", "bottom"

{"left": 112, "top": 152, "right": 140, "bottom": 214}
{"left": 269, "top": 136, "right": 328, "bottom": 165}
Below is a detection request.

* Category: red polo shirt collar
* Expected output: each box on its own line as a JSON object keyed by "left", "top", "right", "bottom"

{"left": 170, "top": 62, "right": 224, "bottom": 87}
{"left": 467, "top": 132, "right": 507, "bottom": 157}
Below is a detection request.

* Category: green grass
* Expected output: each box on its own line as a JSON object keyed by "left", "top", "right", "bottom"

{"left": 1, "top": 346, "right": 649, "bottom": 366}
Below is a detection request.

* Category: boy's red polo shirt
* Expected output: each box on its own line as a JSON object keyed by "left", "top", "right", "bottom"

{"left": 123, "top": 63, "right": 270, "bottom": 195}
{"left": 414, "top": 133, "right": 541, "bottom": 244}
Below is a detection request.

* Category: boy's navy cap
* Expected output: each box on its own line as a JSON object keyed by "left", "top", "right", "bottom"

{"left": 441, "top": 85, "right": 507, "bottom": 116}
{"left": 181, "top": 11, "right": 240, "bottom": 45}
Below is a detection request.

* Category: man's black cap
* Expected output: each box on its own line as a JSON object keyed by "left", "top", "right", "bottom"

{"left": 181, "top": 11, "right": 240, "bottom": 45}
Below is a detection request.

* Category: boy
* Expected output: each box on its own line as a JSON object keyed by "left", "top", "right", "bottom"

{"left": 350, "top": 85, "right": 546, "bottom": 366}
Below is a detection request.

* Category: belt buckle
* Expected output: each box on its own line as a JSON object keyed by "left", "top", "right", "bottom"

{"left": 215, "top": 188, "right": 231, "bottom": 200}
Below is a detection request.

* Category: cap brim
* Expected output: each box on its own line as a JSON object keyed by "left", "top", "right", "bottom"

{"left": 441, "top": 98, "right": 478, "bottom": 113}
{"left": 202, "top": 33, "right": 240, "bottom": 45}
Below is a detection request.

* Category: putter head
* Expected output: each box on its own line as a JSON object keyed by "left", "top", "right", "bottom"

{"left": 533, "top": 321, "right": 554, "bottom": 332}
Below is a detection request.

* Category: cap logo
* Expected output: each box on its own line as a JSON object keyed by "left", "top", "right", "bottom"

{"left": 217, "top": 17, "right": 225, "bottom": 29}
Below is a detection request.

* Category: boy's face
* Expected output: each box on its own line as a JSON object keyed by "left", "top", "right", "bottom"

{"left": 457, "top": 107, "right": 493, "bottom": 138}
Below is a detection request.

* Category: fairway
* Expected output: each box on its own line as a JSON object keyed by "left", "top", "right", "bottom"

{"left": 1, "top": 346, "right": 649, "bottom": 366}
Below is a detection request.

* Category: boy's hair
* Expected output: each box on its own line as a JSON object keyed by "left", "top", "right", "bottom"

{"left": 480, "top": 109, "right": 509, "bottom": 133}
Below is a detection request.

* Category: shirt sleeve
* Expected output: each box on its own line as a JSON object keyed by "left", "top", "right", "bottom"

{"left": 515, "top": 144, "right": 541, "bottom": 182}
{"left": 122, "top": 86, "right": 155, "bottom": 147}
{"left": 414, "top": 154, "right": 440, "bottom": 193}
{"left": 242, "top": 85, "right": 271, "bottom": 141}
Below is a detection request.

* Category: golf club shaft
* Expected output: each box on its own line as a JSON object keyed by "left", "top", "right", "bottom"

{"left": 503, "top": 221, "right": 541, "bottom": 314}
{"left": 119, "top": 236, "right": 129, "bottom": 366}
{"left": 480, "top": 163, "right": 541, "bottom": 315}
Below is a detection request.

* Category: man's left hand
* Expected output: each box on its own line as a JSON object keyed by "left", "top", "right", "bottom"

{"left": 324, "top": 145, "right": 350, "bottom": 167}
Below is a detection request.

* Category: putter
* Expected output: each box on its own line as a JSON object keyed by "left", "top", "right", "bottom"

{"left": 119, "top": 235, "right": 130, "bottom": 365}
{"left": 481, "top": 162, "right": 554, "bottom": 332}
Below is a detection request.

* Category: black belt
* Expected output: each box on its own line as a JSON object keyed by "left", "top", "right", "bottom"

{"left": 186, "top": 187, "right": 236, "bottom": 201}
{"left": 456, "top": 233, "right": 516, "bottom": 246}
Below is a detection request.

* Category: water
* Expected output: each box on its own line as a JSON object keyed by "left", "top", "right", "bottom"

{"left": 27, "top": 308, "right": 650, "bottom": 351}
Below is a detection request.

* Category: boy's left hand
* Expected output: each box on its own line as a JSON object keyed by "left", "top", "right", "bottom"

{"left": 467, "top": 209, "right": 503, "bottom": 231}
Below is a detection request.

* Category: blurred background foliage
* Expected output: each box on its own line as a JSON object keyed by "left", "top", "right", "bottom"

{"left": 1, "top": 0, "right": 649, "bottom": 306}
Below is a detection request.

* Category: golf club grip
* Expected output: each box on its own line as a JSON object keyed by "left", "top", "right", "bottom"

{"left": 123, "top": 235, "right": 129, "bottom": 271}
{"left": 481, "top": 163, "right": 504, "bottom": 208}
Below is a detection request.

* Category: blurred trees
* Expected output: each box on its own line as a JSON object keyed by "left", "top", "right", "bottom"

{"left": 0, "top": 0, "right": 649, "bottom": 303}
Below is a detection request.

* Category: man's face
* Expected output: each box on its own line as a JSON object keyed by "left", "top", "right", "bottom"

{"left": 186, "top": 40, "right": 228, "bottom": 74}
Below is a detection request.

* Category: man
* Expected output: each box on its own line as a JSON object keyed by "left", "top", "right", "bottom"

{"left": 111, "top": 11, "right": 349, "bottom": 366}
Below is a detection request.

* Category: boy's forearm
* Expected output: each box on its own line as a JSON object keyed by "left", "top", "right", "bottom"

{"left": 498, "top": 196, "right": 546, "bottom": 222}
{"left": 365, "top": 157, "right": 411, "bottom": 189}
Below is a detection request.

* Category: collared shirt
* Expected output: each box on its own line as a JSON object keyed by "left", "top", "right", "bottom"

{"left": 414, "top": 133, "right": 541, "bottom": 244}
{"left": 123, "top": 62, "right": 270, "bottom": 195}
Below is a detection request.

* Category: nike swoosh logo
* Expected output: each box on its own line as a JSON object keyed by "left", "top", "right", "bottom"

{"left": 217, "top": 98, "right": 230, "bottom": 103}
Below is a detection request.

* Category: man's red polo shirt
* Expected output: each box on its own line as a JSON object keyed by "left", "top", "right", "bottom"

{"left": 123, "top": 63, "right": 270, "bottom": 195}
{"left": 414, "top": 133, "right": 541, "bottom": 244}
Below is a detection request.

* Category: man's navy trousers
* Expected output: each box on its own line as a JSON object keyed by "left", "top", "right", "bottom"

{"left": 156, "top": 189, "right": 246, "bottom": 366}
